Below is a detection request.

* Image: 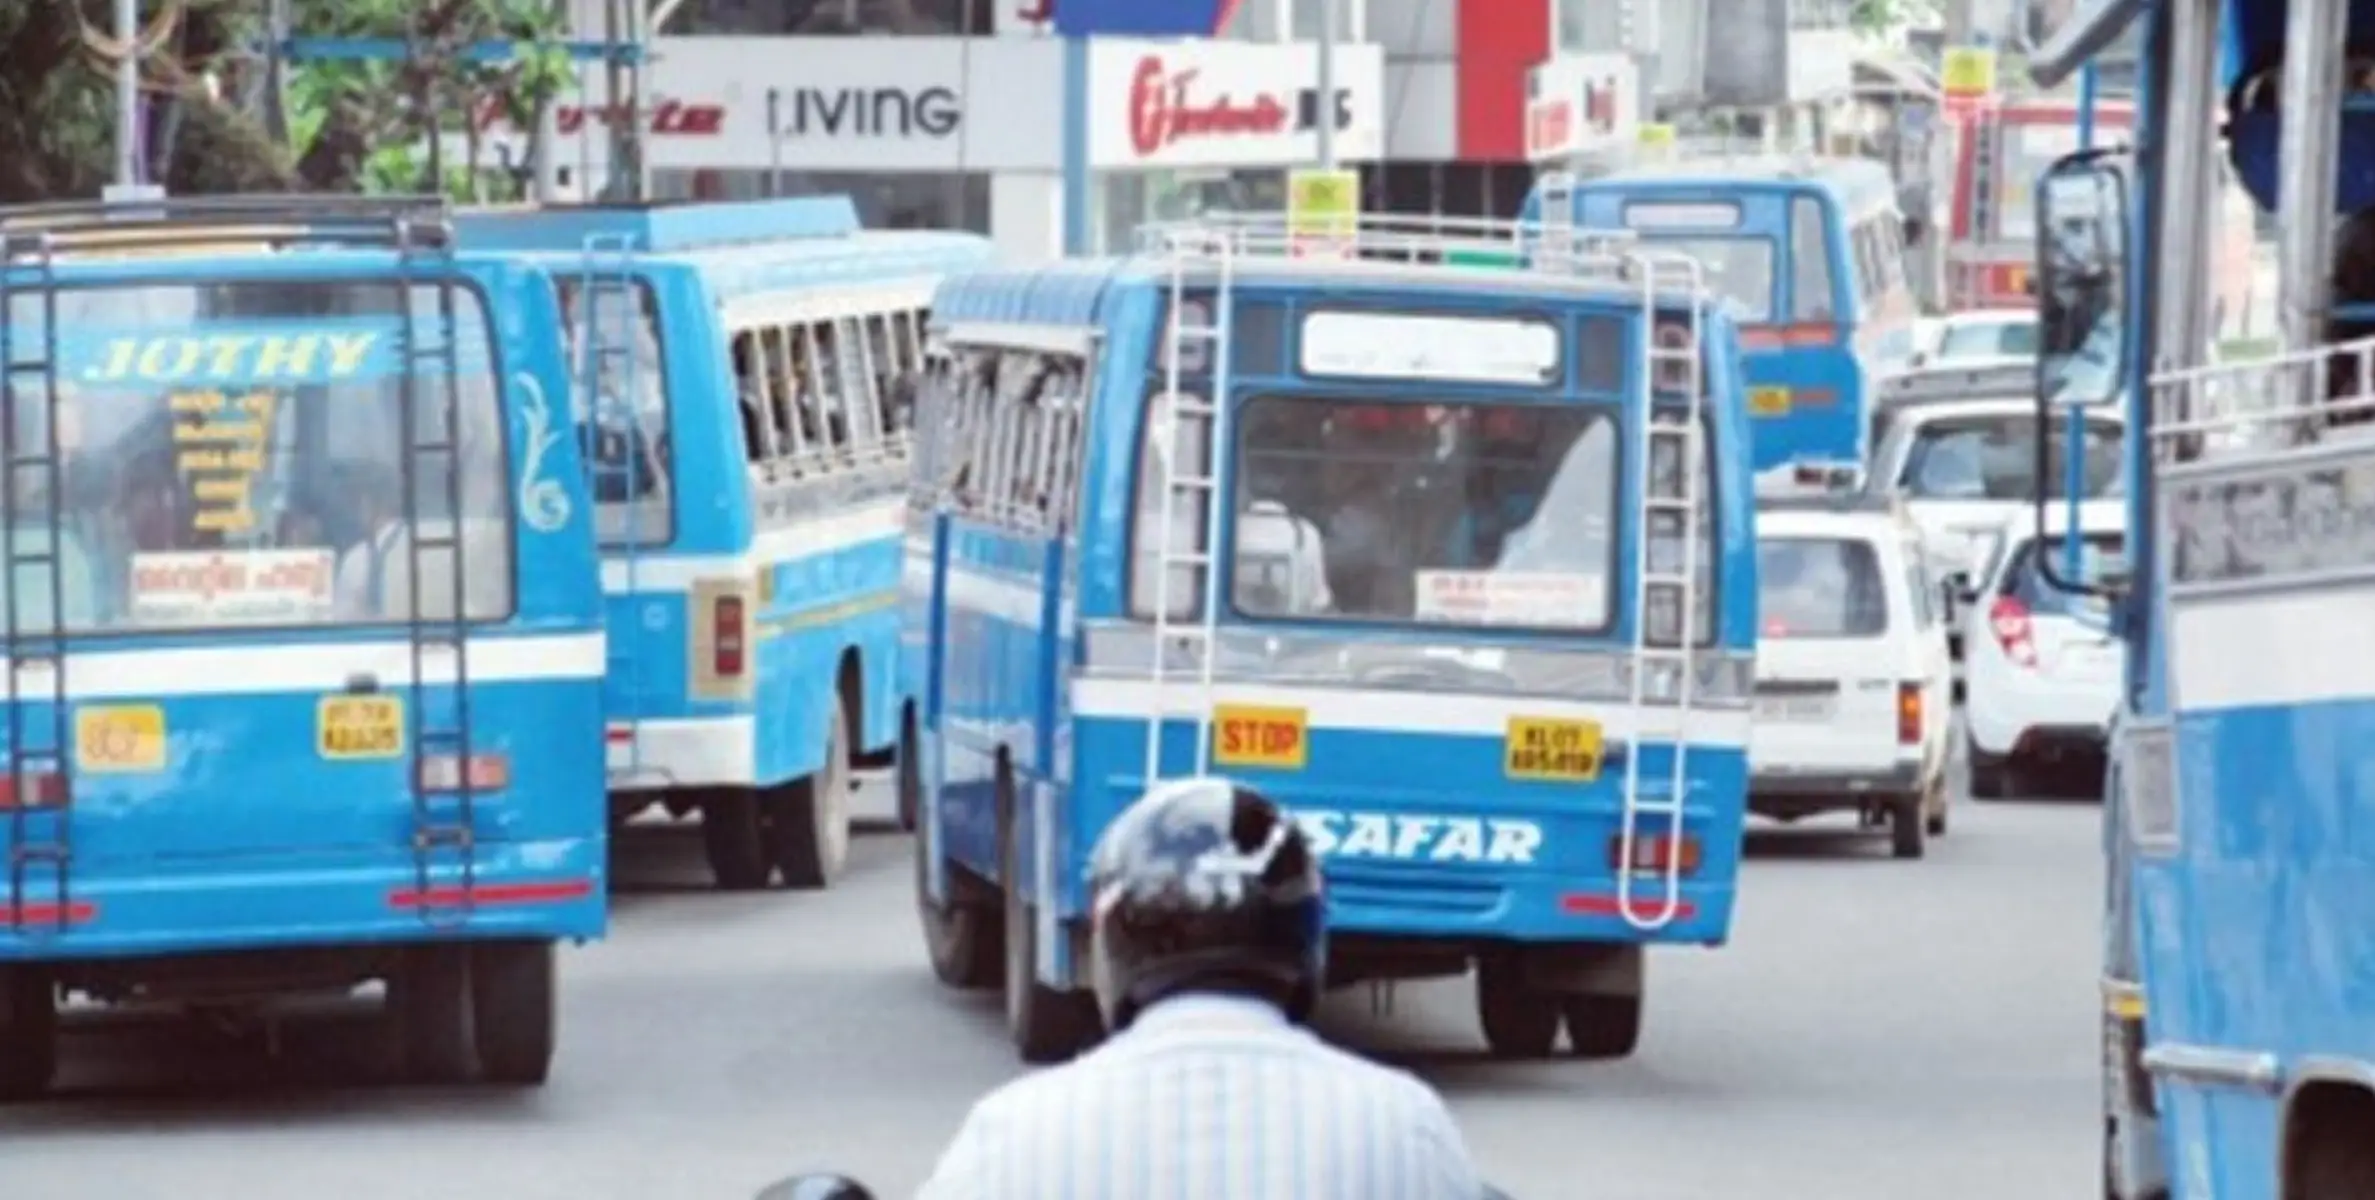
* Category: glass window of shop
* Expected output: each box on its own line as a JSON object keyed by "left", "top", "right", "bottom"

{"left": 1094, "top": 169, "right": 1289, "bottom": 255}
{"left": 671, "top": 0, "right": 993, "bottom": 35}
{"left": 652, "top": 169, "right": 991, "bottom": 232}
{"left": 1555, "top": 0, "right": 1621, "bottom": 53}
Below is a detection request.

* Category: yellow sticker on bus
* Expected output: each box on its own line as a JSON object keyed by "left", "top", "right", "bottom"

{"left": 1211, "top": 705, "right": 1310, "bottom": 770}
{"left": 75, "top": 704, "right": 167, "bottom": 773}
{"left": 318, "top": 695, "right": 405, "bottom": 760}
{"left": 1504, "top": 717, "right": 1605, "bottom": 782}
{"left": 1747, "top": 386, "right": 1791, "bottom": 416}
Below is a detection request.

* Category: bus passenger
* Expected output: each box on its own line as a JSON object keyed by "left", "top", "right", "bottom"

{"left": 331, "top": 467, "right": 402, "bottom": 620}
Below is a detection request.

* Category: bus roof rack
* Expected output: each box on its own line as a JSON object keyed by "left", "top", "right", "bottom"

{"left": 453, "top": 196, "right": 863, "bottom": 254}
{"left": 1131, "top": 211, "right": 1647, "bottom": 284}
{"left": 1877, "top": 361, "right": 2034, "bottom": 405}
{"left": 0, "top": 193, "right": 456, "bottom": 256}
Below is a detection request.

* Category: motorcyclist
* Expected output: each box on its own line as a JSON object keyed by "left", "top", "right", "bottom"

{"left": 913, "top": 776, "right": 1485, "bottom": 1199}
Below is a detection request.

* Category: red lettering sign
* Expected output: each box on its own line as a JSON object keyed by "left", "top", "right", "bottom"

{"left": 475, "top": 97, "right": 724, "bottom": 138}
{"left": 1582, "top": 76, "right": 1621, "bottom": 135}
{"left": 1526, "top": 99, "right": 1572, "bottom": 157}
{"left": 1127, "top": 56, "right": 1290, "bottom": 156}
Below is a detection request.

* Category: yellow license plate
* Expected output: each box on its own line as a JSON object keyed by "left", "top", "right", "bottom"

{"left": 318, "top": 695, "right": 405, "bottom": 760}
{"left": 75, "top": 704, "right": 167, "bottom": 773}
{"left": 1211, "top": 705, "right": 1309, "bottom": 769}
{"left": 1504, "top": 716, "right": 1605, "bottom": 781}
{"left": 1748, "top": 386, "right": 1791, "bottom": 416}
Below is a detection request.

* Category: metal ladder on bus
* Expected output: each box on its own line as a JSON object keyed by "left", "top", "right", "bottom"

{"left": 396, "top": 216, "right": 479, "bottom": 928}
{"left": 1534, "top": 169, "right": 1580, "bottom": 264}
{"left": 0, "top": 232, "right": 75, "bottom": 935}
{"left": 1614, "top": 252, "right": 1708, "bottom": 932}
{"left": 1140, "top": 229, "right": 1239, "bottom": 786}
{"left": 580, "top": 232, "right": 646, "bottom": 783}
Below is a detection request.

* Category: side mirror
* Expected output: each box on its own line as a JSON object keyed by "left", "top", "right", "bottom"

{"left": 2033, "top": 149, "right": 2128, "bottom": 597}
{"left": 756, "top": 1175, "right": 875, "bottom": 1200}
{"left": 1483, "top": 1187, "right": 1519, "bottom": 1200}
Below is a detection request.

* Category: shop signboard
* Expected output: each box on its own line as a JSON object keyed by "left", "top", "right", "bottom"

{"left": 1523, "top": 55, "right": 1638, "bottom": 163}
{"left": 1088, "top": 40, "right": 1385, "bottom": 170}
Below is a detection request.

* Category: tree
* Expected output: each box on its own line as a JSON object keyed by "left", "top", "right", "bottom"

{"left": 0, "top": 0, "right": 574, "bottom": 204}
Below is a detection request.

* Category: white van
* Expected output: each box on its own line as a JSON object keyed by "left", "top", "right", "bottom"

{"left": 1750, "top": 494, "right": 1956, "bottom": 859}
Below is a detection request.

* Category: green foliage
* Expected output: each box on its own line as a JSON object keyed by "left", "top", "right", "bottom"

{"left": 0, "top": 0, "right": 575, "bottom": 204}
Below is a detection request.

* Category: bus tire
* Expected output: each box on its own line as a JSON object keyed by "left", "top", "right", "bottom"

{"left": 700, "top": 789, "right": 771, "bottom": 891}
{"left": 390, "top": 945, "right": 475, "bottom": 1085}
{"left": 470, "top": 940, "right": 556, "bottom": 1087}
{"left": 913, "top": 720, "right": 1000, "bottom": 991}
{"left": 1562, "top": 992, "right": 1643, "bottom": 1060}
{"left": 1476, "top": 954, "right": 1561, "bottom": 1060}
{"left": 769, "top": 692, "right": 853, "bottom": 890}
{"left": 0, "top": 967, "right": 57, "bottom": 1102}
{"left": 2289, "top": 1085, "right": 2375, "bottom": 1199}
{"left": 998, "top": 776, "right": 1099, "bottom": 1065}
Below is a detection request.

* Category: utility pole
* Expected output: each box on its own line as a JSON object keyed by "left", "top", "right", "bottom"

{"left": 1315, "top": 0, "right": 1337, "bottom": 168}
{"left": 113, "top": 0, "right": 140, "bottom": 188}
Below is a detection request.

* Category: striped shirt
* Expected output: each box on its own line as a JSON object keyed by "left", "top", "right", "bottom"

{"left": 915, "top": 994, "right": 1484, "bottom": 1200}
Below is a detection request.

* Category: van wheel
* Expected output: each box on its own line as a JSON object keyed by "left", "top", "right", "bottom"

{"left": 700, "top": 789, "right": 770, "bottom": 891}
{"left": 470, "top": 941, "right": 556, "bottom": 1087}
{"left": 1563, "top": 993, "right": 1643, "bottom": 1060}
{"left": 998, "top": 771, "right": 1100, "bottom": 1064}
{"left": 1476, "top": 955, "right": 1561, "bottom": 1059}
{"left": 390, "top": 945, "right": 475, "bottom": 1084}
{"left": 1891, "top": 794, "right": 1927, "bottom": 859}
{"left": 0, "top": 967, "right": 57, "bottom": 1102}
{"left": 768, "top": 694, "right": 853, "bottom": 890}
{"left": 1925, "top": 773, "right": 1950, "bottom": 837}
{"left": 914, "top": 721, "right": 1000, "bottom": 991}
{"left": 1967, "top": 733, "right": 2016, "bottom": 799}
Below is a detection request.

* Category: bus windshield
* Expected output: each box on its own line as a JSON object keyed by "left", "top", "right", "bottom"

{"left": 3, "top": 278, "right": 512, "bottom": 634}
{"left": 1228, "top": 396, "right": 1615, "bottom": 630}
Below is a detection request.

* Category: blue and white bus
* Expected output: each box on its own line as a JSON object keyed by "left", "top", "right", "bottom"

{"left": 0, "top": 195, "right": 605, "bottom": 1095}
{"left": 457, "top": 199, "right": 993, "bottom": 891}
{"left": 2029, "top": 0, "right": 2375, "bottom": 1192}
{"left": 904, "top": 216, "right": 1760, "bottom": 1064}
{"left": 1532, "top": 157, "right": 1919, "bottom": 472}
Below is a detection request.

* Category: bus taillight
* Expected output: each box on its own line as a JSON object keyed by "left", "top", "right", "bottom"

{"left": 1610, "top": 833, "right": 1701, "bottom": 875}
{"left": 419, "top": 754, "right": 510, "bottom": 793}
{"left": 714, "top": 594, "right": 747, "bottom": 678}
{"left": 0, "top": 772, "right": 65, "bottom": 810}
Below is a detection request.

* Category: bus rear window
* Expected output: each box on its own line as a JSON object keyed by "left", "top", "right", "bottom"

{"left": 3, "top": 279, "right": 515, "bottom": 634}
{"left": 554, "top": 278, "right": 672, "bottom": 545}
{"left": 1636, "top": 236, "right": 1776, "bottom": 323}
{"left": 1758, "top": 538, "right": 1888, "bottom": 638}
{"left": 1221, "top": 397, "right": 1614, "bottom": 630}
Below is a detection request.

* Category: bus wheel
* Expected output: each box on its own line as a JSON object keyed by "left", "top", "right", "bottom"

{"left": 1476, "top": 955, "right": 1561, "bottom": 1059}
{"left": 2292, "top": 1087, "right": 2375, "bottom": 1199}
{"left": 769, "top": 694, "right": 853, "bottom": 890}
{"left": 389, "top": 945, "right": 475, "bottom": 1085}
{"left": 914, "top": 720, "right": 1000, "bottom": 991}
{"left": 701, "top": 789, "right": 771, "bottom": 891}
{"left": 999, "top": 777, "right": 1099, "bottom": 1064}
{"left": 470, "top": 941, "right": 556, "bottom": 1087}
{"left": 0, "top": 967, "right": 57, "bottom": 1102}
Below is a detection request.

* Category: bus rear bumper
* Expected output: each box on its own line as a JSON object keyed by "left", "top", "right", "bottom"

{"left": 1320, "top": 872, "right": 1738, "bottom": 947}
{"left": 0, "top": 837, "right": 606, "bottom": 963}
{"left": 606, "top": 714, "right": 755, "bottom": 793}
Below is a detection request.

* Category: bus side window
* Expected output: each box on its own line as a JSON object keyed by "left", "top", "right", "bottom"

{"left": 729, "top": 330, "right": 773, "bottom": 464}
{"left": 863, "top": 311, "right": 900, "bottom": 438}
{"left": 836, "top": 315, "right": 883, "bottom": 450}
{"left": 1045, "top": 363, "right": 1085, "bottom": 528}
{"left": 1790, "top": 195, "right": 1838, "bottom": 322}
{"left": 953, "top": 351, "right": 1000, "bottom": 508}
{"left": 762, "top": 323, "right": 806, "bottom": 462}
{"left": 800, "top": 322, "right": 842, "bottom": 451}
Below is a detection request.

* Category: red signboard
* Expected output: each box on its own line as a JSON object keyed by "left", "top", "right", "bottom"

{"left": 1455, "top": 0, "right": 1550, "bottom": 161}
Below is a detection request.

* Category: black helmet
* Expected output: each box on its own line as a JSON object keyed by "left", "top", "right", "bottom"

{"left": 1086, "top": 777, "right": 1327, "bottom": 1031}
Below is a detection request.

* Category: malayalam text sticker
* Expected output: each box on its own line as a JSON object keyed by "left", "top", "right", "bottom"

{"left": 75, "top": 704, "right": 167, "bottom": 774}
{"left": 1504, "top": 716, "right": 1605, "bottom": 782}
{"left": 1212, "top": 705, "right": 1309, "bottom": 770}
{"left": 317, "top": 695, "right": 404, "bottom": 760}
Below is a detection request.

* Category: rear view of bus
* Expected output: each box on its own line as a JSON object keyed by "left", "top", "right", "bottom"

{"left": 1110, "top": 217, "right": 1759, "bottom": 1060}
{"left": 0, "top": 197, "right": 605, "bottom": 1098}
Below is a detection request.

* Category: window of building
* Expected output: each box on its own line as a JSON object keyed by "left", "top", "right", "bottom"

{"left": 671, "top": 0, "right": 993, "bottom": 36}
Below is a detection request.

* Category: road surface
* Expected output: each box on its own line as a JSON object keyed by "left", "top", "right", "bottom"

{"left": 0, "top": 772, "right": 2103, "bottom": 1199}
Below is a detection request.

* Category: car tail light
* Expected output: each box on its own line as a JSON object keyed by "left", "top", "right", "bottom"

{"left": 0, "top": 771, "right": 64, "bottom": 810}
{"left": 1898, "top": 683, "right": 1923, "bottom": 745}
{"left": 1989, "top": 595, "right": 2038, "bottom": 668}
{"left": 714, "top": 594, "right": 747, "bottom": 678}
{"left": 1610, "top": 833, "right": 1701, "bottom": 875}
{"left": 420, "top": 754, "right": 510, "bottom": 792}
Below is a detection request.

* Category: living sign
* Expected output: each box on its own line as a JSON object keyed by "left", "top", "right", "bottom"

{"left": 773, "top": 86, "right": 960, "bottom": 139}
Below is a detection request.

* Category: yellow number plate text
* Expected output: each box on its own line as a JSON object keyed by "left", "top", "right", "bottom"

{"left": 318, "top": 695, "right": 405, "bottom": 760}
{"left": 1748, "top": 386, "right": 1792, "bottom": 416}
{"left": 75, "top": 704, "right": 167, "bottom": 773}
{"left": 1212, "top": 705, "right": 1309, "bottom": 770}
{"left": 1505, "top": 717, "right": 1605, "bottom": 782}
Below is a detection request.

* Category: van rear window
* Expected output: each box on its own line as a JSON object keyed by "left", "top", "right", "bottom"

{"left": 1758, "top": 537, "right": 1888, "bottom": 638}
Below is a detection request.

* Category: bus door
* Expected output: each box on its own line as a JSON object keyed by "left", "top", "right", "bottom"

{"left": 0, "top": 247, "right": 602, "bottom": 940}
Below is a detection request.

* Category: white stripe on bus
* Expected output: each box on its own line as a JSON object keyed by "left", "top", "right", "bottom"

{"left": 1069, "top": 677, "right": 1753, "bottom": 747}
{"left": 0, "top": 631, "right": 604, "bottom": 700}
{"left": 2171, "top": 588, "right": 2375, "bottom": 711}
{"left": 601, "top": 498, "right": 904, "bottom": 594}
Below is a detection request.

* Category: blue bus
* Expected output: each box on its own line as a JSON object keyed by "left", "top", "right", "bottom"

{"left": 0, "top": 195, "right": 605, "bottom": 1096}
{"left": 1530, "top": 157, "right": 1919, "bottom": 472}
{"left": 904, "top": 217, "right": 1760, "bottom": 1064}
{"left": 2029, "top": 0, "right": 2375, "bottom": 1191}
{"left": 455, "top": 199, "right": 993, "bottom": 892}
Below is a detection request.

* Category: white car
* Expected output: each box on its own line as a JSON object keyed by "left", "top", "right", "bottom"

{"left": 1912, "top": 308, "right": 2037, "bottom": 368}
{"left": 1960, "top": 502, "right": 2127, "bottom": 798}
{"left": 1748, "top": 496, "right": 1955, "bottom": 859}
{"left": 1867, "top": 390, "right": 2126, "bottom": 661}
